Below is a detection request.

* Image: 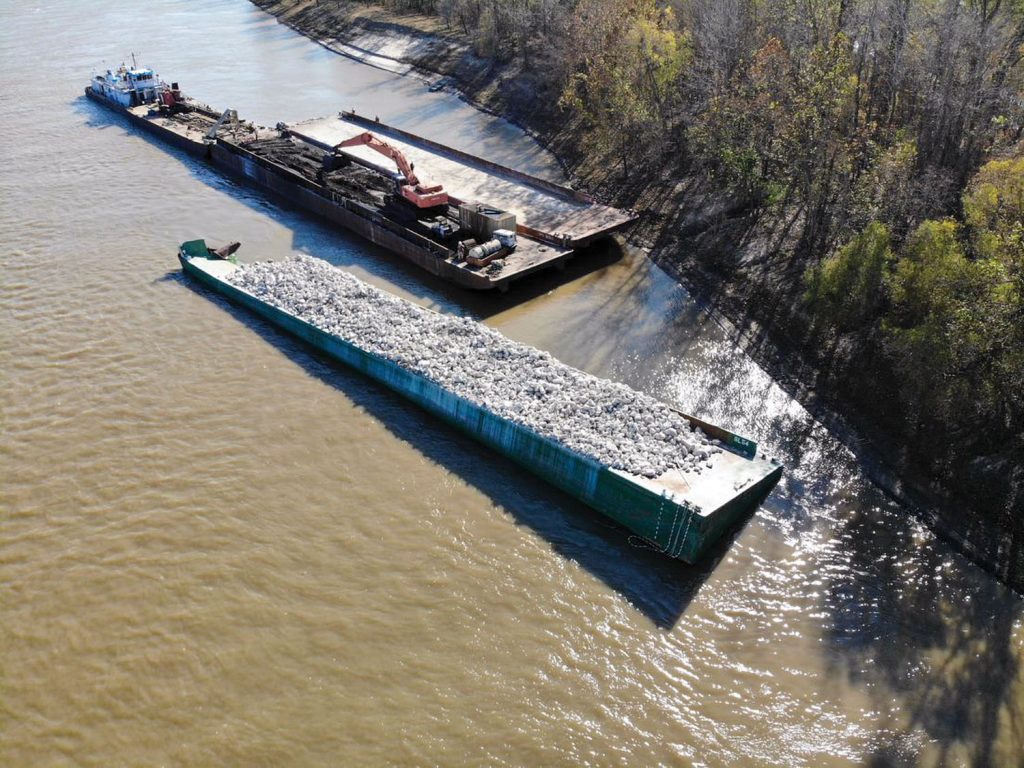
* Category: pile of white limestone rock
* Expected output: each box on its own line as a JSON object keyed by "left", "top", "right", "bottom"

{"left": 228, "top": 255, "right": 722, "bottom": 478}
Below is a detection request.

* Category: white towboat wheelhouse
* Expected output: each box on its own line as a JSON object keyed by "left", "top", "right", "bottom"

{"left": 89, "top": 59, "right": 169, "bottom": 108}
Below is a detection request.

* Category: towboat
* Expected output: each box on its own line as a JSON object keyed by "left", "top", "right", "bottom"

{"left": 88, "top": 57, "right": 181, "bottom": 110}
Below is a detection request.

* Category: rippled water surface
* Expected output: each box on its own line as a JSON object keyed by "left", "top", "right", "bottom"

{"left": 2, "top": 2, "right": 1023, "bottom": 765}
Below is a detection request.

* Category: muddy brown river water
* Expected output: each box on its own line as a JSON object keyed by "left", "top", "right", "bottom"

{"left": 2, "top": 1, "right": 1023, "bottom": 765}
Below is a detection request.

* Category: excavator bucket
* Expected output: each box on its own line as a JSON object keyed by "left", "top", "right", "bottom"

{"left": 333, "top": 130, "right": 448, "bottom": 208}
{"left": 402, "top": 186, "right": 448, "bottom": 208}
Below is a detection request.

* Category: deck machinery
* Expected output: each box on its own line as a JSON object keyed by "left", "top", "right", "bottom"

{"left": 85, "top": 69, "right": 637, "bottom": 290}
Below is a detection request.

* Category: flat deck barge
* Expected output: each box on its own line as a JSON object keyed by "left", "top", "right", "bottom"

{"left": 180, "top": 244, "right": 783, "bottom": 563}
{"left": 292, "top": 112, "right": 635, "bottom": 247}
{"left": 86, "top": 73, "right": 636, "bottom": 290}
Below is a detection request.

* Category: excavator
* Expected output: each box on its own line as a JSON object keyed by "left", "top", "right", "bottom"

{"left": 331, "top": 131, "right": 449, "bottom": 209}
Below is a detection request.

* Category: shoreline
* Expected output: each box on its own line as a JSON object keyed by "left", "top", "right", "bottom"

{"left": 250, "top": 0, "right": 1020, "bottom": 591}
{"left": 249, "top": 0, "right": 577, "bottom": 178}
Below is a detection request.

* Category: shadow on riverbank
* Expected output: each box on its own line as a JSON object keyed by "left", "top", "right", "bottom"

{"left": 167, "top": 266, "right": 749, "bottom": 629}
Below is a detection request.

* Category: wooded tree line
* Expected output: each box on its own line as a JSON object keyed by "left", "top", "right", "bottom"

{"left": 369, "top": 0, "right": 1023, "bottom": 524}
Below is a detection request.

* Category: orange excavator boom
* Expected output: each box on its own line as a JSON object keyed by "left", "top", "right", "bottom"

{"left": 333, "top": 131, "right": 448, "bottom": 209}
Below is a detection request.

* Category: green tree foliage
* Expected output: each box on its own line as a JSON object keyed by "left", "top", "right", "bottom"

{"left": 691, "top": 32, "right": 861, "bottom": 251}
{"left": 883, "top": 217, "right": 1020, "bottom": 431}
{"left": 559, "top": 0, "right": 691, "bottom": 175}
{"left": 807, "top": 189, "right": 1022, "bottom": 438}
{"left": 690, "top": 37, "right": 794, "bottom": 201}
{"left": 963, "top": 157, "right": 1024, "bottom": 301}
{"left": 886, "top": 220, "right": 975, "bottom": 329}
{"left": 804, "top": 221, "right": 893, "bottom": 330}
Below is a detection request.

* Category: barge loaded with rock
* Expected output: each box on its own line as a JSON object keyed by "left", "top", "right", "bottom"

{"left": 179, "top": 241, "right": 783, "bottom": 562}
{"left": 86, "top": 67, "right": 636, "bottom": 290}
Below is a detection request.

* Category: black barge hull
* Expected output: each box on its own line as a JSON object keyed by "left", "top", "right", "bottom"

{"left": 85, "top": 87, "right": 587, "bottom": 290}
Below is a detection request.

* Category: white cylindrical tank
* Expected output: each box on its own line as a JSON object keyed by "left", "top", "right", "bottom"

{"left": 467, "top": 239, "right": 503, "bottom": 261}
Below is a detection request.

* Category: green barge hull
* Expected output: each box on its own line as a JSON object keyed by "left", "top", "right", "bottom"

{"left": 180, "top": 247, "right": 782, "bottom": 562}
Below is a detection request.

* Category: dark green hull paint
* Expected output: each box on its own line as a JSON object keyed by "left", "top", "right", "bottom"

{"left": 180, "top": 252, "right": 782, "bottom": 562}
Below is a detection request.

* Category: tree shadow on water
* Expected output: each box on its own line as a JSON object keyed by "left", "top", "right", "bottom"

{"left": 172, "top": 271, "right": 749, "bottom": 630}
{"left": 825, "top": 502, "right": 1024, "bottom": 766}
